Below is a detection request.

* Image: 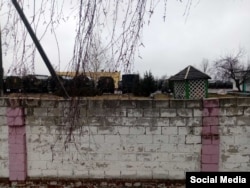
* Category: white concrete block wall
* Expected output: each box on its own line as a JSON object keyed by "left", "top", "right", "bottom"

{"left": 1, "top": 98, "right": 249, "bottom": 180}
{"left": 24, "top": 99, "right": 202, "bottom": 179}
{"left": 219, "top": 98, "right": 250, "bottom": 172}
{"left": 0, "top": 123, "right": 8, "bottom": 178}
{"left": 0, "top": 105, "right": 8, "bottom": 178}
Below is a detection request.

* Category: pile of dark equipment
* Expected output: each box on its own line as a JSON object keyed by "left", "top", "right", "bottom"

{"left": 3, "top": 74, "right": 101, "bottom": 97}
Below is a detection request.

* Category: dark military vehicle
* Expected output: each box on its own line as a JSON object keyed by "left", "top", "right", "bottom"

{"left": 53, "top": 74, "right": 96, "bottom": 96}
{"left": 3, "top": 76, "right": 23, "bottom": 93}
{"left": 121, "top": 74, "right": 139, "bottom": 94}
{"left": 97, "top": 76, "right": 115, "bottom": 94}
{"left": 22, "top": 74, "right": 49, "bottom": 93}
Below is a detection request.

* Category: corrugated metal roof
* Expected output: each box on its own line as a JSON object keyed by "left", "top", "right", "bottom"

{"left": 169, "top": 65, "right": 211, "bottom": 81}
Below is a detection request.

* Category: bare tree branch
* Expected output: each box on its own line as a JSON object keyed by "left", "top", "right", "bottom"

{"left": 213, "top": 49, "right": 250, "bottom": 92}
{"left": 1, "top": 0, "right": 191, "bottom": 76}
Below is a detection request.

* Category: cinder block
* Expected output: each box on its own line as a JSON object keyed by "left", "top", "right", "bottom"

{"left": 73, "top": 169, "right": 89, "bottom": 177}
{"left": 220, "top": 136, "right": 235, "bottom": 145}
{"left": 0, "top": 166, "right": 9, "bottom": 177}
{"left": 136, "top": 100, "right": 153, "bottom": 108}
{"left": 135, "top": 117, "right": 155, "bottom": 126}
{"left": 144, "top": 144, "right": 161, "bottom": 152}
{"left": 203, "top": 117, "right": 219, "bottom": 126}
{"left": 177, "top": 109, "right": 193, "bottom": 117}
{"left": 243, "top": 107, "right": 250, "bottom": 116}
{"left": 58, "top": 169, "right": 73, "bottom": 176}
{"left": 42, "top": 169, "right": 58, "bottom": 177}
{"left": 103, "top": 100, "right": 120, "bottom": 108}
{"left": 152, "top": 170, "right": 169, "bottom": 179}
{"left": 152, "top": 153, "right": 169, "bottom": 162}
{"left": 178, "top": 127, "right": 190, "bottom": 135}
{"left": 29, "top": 160, "right": 47, "bottom": 170}
{"left": 136, "top": 135, "right": 153, "bottom": 144}
{"left": 116, "top": 126, "right": 130, "bottom": 135}
{"left": 168, "top": 170, "right": 185, "bottom": 179}
{"left": 121, "top": 144, "right": 144, "bottom": 153}
{"left": 153, "top": 135, "right": 169, "bottom": 144}
{"left": 186, "top": 117, "right": 202, "bottom": 126}
{"left": 105, "top": 135, "right": 121, "bottom": 143}
{"left": 154, "top": 100, "right": 169, "bottom": 108}
{"left": 203, "top": 108, "right": 219, "bottom": 117}
{"left": 0, "top": 108, "right": 6, "bottom": 117}
{"left": 202, "top": 154, "right": 219, "bottom": 164}
{"left": 127, "top": 108, "right": 143, "bottom": 117}
{"left": 121, "top": 170, "right": 137, "bottom": 179}
{"left": 186, "top": 100, "right": 202, "bottom": 108}
{"left": 9, "top": 143, "right": 26, "bottom": 154}
{"left": 120, "top": 153, "right": 137, "bottom": 162}
{"left": 234, "top": 136, "right": 250, "bottom": 144}
{"left": 143, "top": 109, "right": 160, "bottom": 117}
{"left": 162, "top": 127, "right": 177, "bottom": 135}
{"left": 177, "top": 144, "right": 201, "bottom": 153}
{"left": 193, "top": 109, "right": 203, "bottom": 117}
{"left": 89, "top": 170, "right": 105, "bottom": 179}
{"left": 160, "top": 109, "right": 176, "bottom": 117}
{"left": 185, "top": 135, "right": 201, "bottom": 144}
{"left": 98, "top": 126, "right": 116, "bottom": 135}
{"left": 219, "top": 116, "right": 236, "bottom": 126}
{"left": 201, "top": 164, "right": 218, "bottom": 172}
{"left": 6, "top": 108, "right": 23, "bottom": 117}
{"left": 236, "top": 116, "right": 250, "bottom": 126}
{"left": 104, "top": 153, "right": 119, "bottom": 161}
{"left": 219, "top": 98, "right": 237, "bottom": 107}
{"left": 89, "top": 153, "right": 104, "bottom": 161}
{"left": 9, "top": 171, "right": 26, "bottom": 181}
{"left": 219, "top": 107, "right": 243, "bottom": 116}
{"left": 202, "top": 145, "right": 219, "bottom": 155}
{"left": 154, "top": 118, "right": 169, "bottom": 127}
{"left": 202, "top": 135, "right": 212, "bottom": 145}
{"left": 47, "top": 107, "right": 63, "bottom": 117}
{"left": 136, "top": 170, "right": 152, "bottom": 179}
{"left": 7, "top": 116, "right": 25, "bottom": 126}
{"left": 129, "top": 127, "right": 145, "bottom": 135}
{"left": 203, "top": 99, "right": 219, "bottom": 108}
{"left": 136, "top": 153, "right": 152, "bottom": 162}
{"left": 33, "top": 108, "right": 47, "bottom": 116}
{"left": 121, "top": 117, "right": 137, "bottom": 126}
{"left": 27, "top": 169, "right": 43, "bottom": 177}
{"left": 169, "top": 117, "right": 186, "bottom": 126}
{"left": 237, "top": 98, "right": 250, "bottom": 107}
{"left": 160, "top": 144, "right": 178, "bottom": 152}
{"left": 169, "top": 135, "right": 185, "bottom": 144}
{"left": 104, "top": 170, "right": 121, "bottom": 178}
{"left": 169, "top": 100, "right": 185, "bottom": 108}
{"left": 146, "top": 127, "right": 161, "bottom": 135}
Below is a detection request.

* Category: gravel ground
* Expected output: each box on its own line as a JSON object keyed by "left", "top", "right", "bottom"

{"left": 0, "top": 179, "right": 185, "bottom": 188}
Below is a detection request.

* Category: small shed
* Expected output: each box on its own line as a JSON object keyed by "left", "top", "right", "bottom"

{"left": 169, "top": 65, "right": 211, "bottom": 99}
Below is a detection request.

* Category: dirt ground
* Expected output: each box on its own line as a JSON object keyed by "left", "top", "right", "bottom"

{"left": 0, "top": 179, "right": 185, "bottom": 188}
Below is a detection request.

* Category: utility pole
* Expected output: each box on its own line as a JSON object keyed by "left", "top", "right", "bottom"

{"left": 11, "top": 0, "right": 69, "bottom": 98}
{"left": 0, "top": 27, "right": 4, "bottom": 97}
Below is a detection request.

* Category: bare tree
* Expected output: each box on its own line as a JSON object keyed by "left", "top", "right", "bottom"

{"left": 1, "top": 0, "right": 192, "bottom": 76}
{"left": 200, "top": 58, "right": 211, "bottom": 74}
{"left": 213, "top": 50, "right": 250, "bottom": 92}
{"left": 85, "top": 35, "right": 112, "bottom": 73}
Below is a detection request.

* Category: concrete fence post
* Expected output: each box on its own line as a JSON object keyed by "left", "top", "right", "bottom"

{"left": 201, "top": 99, "right": 220, "bottom": 171}
{"left": 7, "top": 106, "right": 27, "bottom": 181}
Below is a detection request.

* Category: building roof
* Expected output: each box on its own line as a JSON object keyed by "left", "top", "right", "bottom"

{"left": 169, "top": 65, "right": 211, "bottom": 81}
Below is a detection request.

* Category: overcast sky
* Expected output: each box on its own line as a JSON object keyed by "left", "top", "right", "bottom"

{"left": 3, "top": 0, "right": 250, "bottom": 79}
{"left": 133, "top": 0, "right": 250, "bottom": 78}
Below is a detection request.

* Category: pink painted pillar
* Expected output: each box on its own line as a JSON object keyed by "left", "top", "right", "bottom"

{"left": 201, "top": 99, "right": 220, "bottom": 171}
{"left": 7, "top": 107, "right": 27, "bottom": 181}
